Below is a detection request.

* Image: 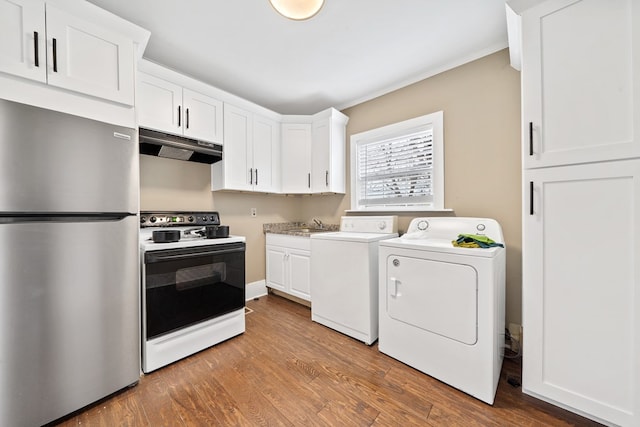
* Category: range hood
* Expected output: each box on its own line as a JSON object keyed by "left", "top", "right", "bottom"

{"left": 138, "top": 128, "right": 222, "bottom": 164}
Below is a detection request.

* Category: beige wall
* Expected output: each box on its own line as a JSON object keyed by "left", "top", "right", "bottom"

{"left": 140, "top": 155, "right": 306, "bottom": 286}
{"left": 140, "top": 48, "right": 523, "bottom": 324}
{"left": 302, "top": 49, "right": 522, "bottom": 324}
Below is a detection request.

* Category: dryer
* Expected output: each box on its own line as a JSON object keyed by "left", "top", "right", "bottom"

{"left": 378, "top": 217, "right": 506, "bottom": 405}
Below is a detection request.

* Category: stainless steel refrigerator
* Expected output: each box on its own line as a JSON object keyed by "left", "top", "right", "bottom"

{"left": 0, "top": 99, "right": 140, "bottom": 426}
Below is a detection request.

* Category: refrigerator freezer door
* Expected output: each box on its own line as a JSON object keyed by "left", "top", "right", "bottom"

{"left": 0, "top": 99, "right": 138, "bottom": 213}
{"left": 0, "top": 215, "right": 140, "bottom": 426}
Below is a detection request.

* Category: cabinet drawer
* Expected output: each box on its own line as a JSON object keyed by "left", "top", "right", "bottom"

{"left": 265, "top": 233, "right": 310, "bottom": 251}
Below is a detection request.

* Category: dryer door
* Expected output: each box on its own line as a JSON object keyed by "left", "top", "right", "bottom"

{"left": 385, "top": 255, "right": 478, "bottom": 345}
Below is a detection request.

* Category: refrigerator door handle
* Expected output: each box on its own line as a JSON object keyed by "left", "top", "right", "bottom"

{"left": 0, "top": 213, "right": 134, "bottom": 224}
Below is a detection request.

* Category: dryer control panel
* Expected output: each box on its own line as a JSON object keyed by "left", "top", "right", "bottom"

{"left": 340, "top": 216, "right": 398, "bottom": 234}
{"left": 404, "top": 217, "right": 504, "bottom": 243}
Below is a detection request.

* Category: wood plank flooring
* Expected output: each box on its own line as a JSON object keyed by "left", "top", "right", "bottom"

{"left": 54, "top": 295, "right": 601, "bottom": 426}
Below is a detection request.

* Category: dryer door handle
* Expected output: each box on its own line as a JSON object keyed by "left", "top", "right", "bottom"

{"left": 389, "top": 277, "right": 399, "bottom": 297}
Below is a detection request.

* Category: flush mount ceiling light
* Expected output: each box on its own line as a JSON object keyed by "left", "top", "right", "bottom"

{"left": 269, "top": 0, "right": 325, "bottom": 21}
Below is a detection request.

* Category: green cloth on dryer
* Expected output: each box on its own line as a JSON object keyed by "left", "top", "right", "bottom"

{"left": 452, "top": 234, "right": 504, "bottom": 248}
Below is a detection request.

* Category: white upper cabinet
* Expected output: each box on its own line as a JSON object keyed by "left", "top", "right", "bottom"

{"left": 136, "top": 73, "right": 181, "bottom": 132}
{"left": 182, "top": 88, "right": 223, "bottom": 143}
{"left": 311, "top": 109, "right": 348, "bottom": 193}
{"left": 281, "top": 123, "right": 312, "bottom": 193}
{"left": 281, "top": 108, "right": 349, "bottom": 194}
{"left": 253, "top": 114, "right": 280, "bottom": 192}
{"left": 0, "top": 0, "right": 136, "bottom": 105}
{"left": 137, "top": 72, "right": 223, "bottom": 144}
{"left": 522, "top": 0, "right": 640, "bottom": 168}
{"left": 211, "top": 103, "right": 279, "bottom": 192}
{"left": 0, "top": 0, "right": 46, "bottom": 82}
{"left": 45, "top": 4, "right": 134, "bottom": 105}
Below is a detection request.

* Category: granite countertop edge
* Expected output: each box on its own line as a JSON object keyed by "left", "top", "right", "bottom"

{"left": 263, "top": 222, "right": 339, "bottom": 237}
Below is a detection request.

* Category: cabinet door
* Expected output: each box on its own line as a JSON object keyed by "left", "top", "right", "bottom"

{"left": 253, "top": 114, "right": 279, "bottom": 192}
{"left": 523, "top": 160, "right": 640, "bottom": 426}
{"left": 45, "top": 4, "right": 134, "bottom": 105}
{"left": 265, "top": 245, "right": 286, "bottom": 292}
{"left": 0, "top": 0, "right": 45, "bottom": 82}
{"left": 522, "top": 0, "right": 640, "bottom": 168}
{"left": 222, "top": 104, "right": 253, "bottom": 191}
{"left": 281, "top": 123, "right": 312, "bottom": 193}
{"left": 136, "top": 73, "right": 182, "bottom": 133}
{"left": 288, "top": 249, "right": 311, "bottom": 301}
{"left": 311, "top": 118, "right": 331, "bottom": 193}
{"left": 183, "top": 88, "right": 223, "bottom": 144}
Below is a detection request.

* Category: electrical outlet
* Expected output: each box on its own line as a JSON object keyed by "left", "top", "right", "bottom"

{"left": 508, "top": 323, "right": 521, "bottom": 352}
{"left": 250, "top": 208, "right": 257, "bottom": 217}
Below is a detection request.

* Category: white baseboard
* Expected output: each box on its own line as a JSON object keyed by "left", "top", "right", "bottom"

{"left": 246, "top": 280, "right": 268, "bottom": 301}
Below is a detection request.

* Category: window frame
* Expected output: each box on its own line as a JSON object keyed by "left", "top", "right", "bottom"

{"left": 349, "top": 111, "right": 445, "bottom": 212}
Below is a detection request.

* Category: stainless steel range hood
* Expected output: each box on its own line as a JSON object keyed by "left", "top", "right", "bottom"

{"left": 139, "top": 128, "right": 222, "bottom": 164}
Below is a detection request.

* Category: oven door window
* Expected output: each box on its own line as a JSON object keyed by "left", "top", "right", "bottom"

{"left": 144, "top": 242, "right": 245, "bottom": 339}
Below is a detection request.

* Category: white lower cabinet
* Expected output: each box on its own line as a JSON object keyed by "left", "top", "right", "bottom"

{"left": 265, "top": 234, "right": 311, "bottom": 301}
{"left": 523, "top": 159, "right": 640, "bottom": 426}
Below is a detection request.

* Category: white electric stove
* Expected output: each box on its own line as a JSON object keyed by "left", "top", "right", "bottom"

{"left": 139, "top": 211, "right": 246, "bottom": 373}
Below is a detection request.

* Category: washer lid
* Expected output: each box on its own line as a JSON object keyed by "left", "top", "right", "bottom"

{"left": 379, "top": 237, "right": 503, "bottom": 258}
{"left": 310, "top": 231, "right": 398, "bottom": 243}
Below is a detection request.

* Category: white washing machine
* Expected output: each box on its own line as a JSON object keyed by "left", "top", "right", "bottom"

{"left": 378, "top": 217, "right": 506, "bottom": 405}
{"left": 310, "top": 216, "right": 398, "bottom": 345}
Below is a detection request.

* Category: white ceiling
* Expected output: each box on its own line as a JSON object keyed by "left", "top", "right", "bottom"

{"left": 87, "top": 0, "right": 509, "bottom": 114}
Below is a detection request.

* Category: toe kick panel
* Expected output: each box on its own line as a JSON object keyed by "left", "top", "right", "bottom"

{"left": 385, "top": 255, "right": 478, "bottom": 345}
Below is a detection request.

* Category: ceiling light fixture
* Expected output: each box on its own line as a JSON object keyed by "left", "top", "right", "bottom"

{"left": 269, "top": 0, "right": 325, "bottom": 21}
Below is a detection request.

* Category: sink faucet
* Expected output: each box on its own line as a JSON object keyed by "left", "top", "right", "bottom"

{"left": 313, "top": 218, "right": 324, "bottom": 229}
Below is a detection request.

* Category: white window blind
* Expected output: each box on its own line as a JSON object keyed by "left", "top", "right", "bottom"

{"left": 357, "top": 130, "right": 434, "bottom": 207}
{"left": 350, "top": 111, "right": 444, "bottom": 211}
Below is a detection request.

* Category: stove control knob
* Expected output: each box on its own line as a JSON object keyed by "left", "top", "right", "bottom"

{"left": 149, "top": 216, "right": 156, "bottom": 223}
{"left": 477, "top": 224, "right": 486, "bottom": 232}
{"left": 188, "top": 216, "right": 194, "bottom": 222}
{"left": 210, "top": 216, "right": 215, "bottom": 221}
{"left": 417, "top": 220, "right": 429, "bottom": 231}
{"left": 201, "top": 216, "right": 207, "bottom": 222}
{"left": 378, "top": 221, "right": 387, "bottom": 230}
{"left": 140, "top": 216, "right": 146, "bottom": 224}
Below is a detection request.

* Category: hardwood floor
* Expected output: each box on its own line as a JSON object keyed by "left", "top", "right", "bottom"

{"left": 55, "top": 295, "right": 600, "bottom": 426}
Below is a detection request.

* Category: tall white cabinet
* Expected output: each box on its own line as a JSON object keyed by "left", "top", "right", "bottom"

{"left": 518, "top": 0, "right": 640, "bottom": 425}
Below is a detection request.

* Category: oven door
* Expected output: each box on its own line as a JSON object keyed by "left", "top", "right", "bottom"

{"left": 143, "top": 242, "right": 245, "bottom": 340}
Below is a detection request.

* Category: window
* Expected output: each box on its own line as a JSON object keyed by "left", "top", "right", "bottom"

{"left": 350, "top": 111, "right": 444, "bottom": 211}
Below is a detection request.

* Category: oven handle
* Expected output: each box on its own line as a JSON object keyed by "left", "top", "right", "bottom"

{"left": 145, "top": 246, "right": 245, "bottom": 263}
